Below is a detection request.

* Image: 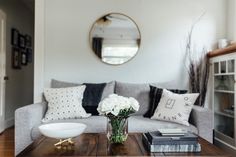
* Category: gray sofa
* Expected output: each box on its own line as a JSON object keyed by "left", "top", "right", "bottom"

{"left": 15, "top": 81, "right": 213, "bottom": 156}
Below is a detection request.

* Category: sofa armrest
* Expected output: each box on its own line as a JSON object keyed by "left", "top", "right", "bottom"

{"left": 190, "top": 105, "right": 213, "bottom": 143}
{"left": 15, "top": 102, "right": 47, "bottom": 156}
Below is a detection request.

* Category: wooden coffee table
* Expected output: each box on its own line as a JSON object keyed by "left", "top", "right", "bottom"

{"left": 17, "top": 133, "right": 230, "bottom": 157}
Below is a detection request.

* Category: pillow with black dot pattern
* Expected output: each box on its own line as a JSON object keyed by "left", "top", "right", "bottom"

{"left": 42, "top": 86, "right": 91, "bottom": 122}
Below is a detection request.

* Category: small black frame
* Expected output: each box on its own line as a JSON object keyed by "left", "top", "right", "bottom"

{"left": 26, "top": 48, "right": 33, "bottom": 63}
{"left": 21, "top": 51, "right": 27, "bottom": 65}
{"left": 25, "top": 35, "right": 32, "bottom": 47}
{"left": 18, "top": 34, "right": 26, "bottom": 49}
{"left": 11, "top": 28, "right": 19, "bottom": 46}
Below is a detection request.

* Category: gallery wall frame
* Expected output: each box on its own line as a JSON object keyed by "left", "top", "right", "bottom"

{"left": 12, "top": 47, "right": 21, "bottom": 69}
{"left": 11, "top": 28, "right": 33, "bottom": 69}
{"left": 11, "top": 28, "right": 19, "bottom": 46}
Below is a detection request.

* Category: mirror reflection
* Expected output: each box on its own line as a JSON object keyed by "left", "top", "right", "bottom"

{"left": 90, "top": 13, "right": 141, "bottom": 65}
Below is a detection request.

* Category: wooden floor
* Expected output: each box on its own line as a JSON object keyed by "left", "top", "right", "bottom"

{"left": 0, "top": 127, "right": 14, "bottom": 157}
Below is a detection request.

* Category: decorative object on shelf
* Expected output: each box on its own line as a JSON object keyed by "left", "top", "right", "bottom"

{"left": 11, "top": 28, "right": 19, "bottom": 46}
{"left": 12, "top": 47, "right": 21, "bottom": 69}
{"left": 21, "top": 50, "right": 27, "bottom": 65}
{"left": 18, "top": 34, "right": 26, "bottom": 49}
{"left": 97, "top": 94, "right": 139, "bottom": 144}
{"left": 218, "top": 39, "right": 229, "bottom": 49}
{"left": 25, "top": 34, "right": 32, "bottom": 47}
{"left": 185, "top": 13, "right": 210, "bottom": 107}
{"left": 90, "top": 13, "right": 141, "bottom": 65}
{"left": 38, "top": 123, "right": 86, "bottom": 148}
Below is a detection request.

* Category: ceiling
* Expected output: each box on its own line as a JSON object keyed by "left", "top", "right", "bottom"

{"left": 21, "top": 0, "right": 34, "bottom": 12}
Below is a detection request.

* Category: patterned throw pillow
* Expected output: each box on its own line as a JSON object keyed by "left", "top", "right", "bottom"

{"left": 144, "top": 86, "right": 187, "bottom": 118}
{"left": 151, "top": 89, "right": 199, "bottom": 126}
{"left": 50, "top": 79, "right": 113, "bottom": 115}
{"left": 42, "top": 86, "right": 91, "bottom": 122}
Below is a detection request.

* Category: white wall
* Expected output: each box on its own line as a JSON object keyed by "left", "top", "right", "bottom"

{"left": 35, "top": 0, "right": 227, "bottom": 101}
{"left": 227, "top": 0, "right": 236, "bottom": 41}
{"left": 0, "top": 0, "right": 34, "bottom": 125}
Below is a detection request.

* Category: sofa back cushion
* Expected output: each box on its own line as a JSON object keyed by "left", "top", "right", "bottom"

{"left": 50, "top": 79, "right": 115, "bottom": 115}
{"left": 115, "top": 81, "right": 150, "bottom": 115}
{"left": 51, "top": 79, "right": 115, "bottom": 100}
{"left": 144, "top": 86, "right": 188, "bottom": 118}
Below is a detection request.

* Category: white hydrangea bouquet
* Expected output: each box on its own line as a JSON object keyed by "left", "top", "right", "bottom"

{"left": 97, "top": 94, "right": 139, "bottom": 143}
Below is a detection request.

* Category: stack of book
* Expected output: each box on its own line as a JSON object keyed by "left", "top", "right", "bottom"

{"left": 142, "top": 129, "right": 201, "bottom": 153}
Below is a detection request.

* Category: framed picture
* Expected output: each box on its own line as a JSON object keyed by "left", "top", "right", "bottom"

{"left": 25, "top": 35, "right": 32, "bottom": 47}
{"left": 21, "top": 50, "right": 27, "bottom": 65}
{"left": 18, "top": 34, "right": 26, "bottom": 48}
{"left": 12, "top": 47, "right": 21, "bottom": 69}
{"left": 11, "top": 28, "right": 19, "bottom": 46}
{"left": 26, "top": 48, "right": 33, "bottom": 63}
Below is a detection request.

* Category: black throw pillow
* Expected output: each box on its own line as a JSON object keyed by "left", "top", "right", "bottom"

{"left": 144, "top": 86, "right": 187, "bottom": 118}
{"left": 82, "top": 83, "right": 106, "bottom": 115}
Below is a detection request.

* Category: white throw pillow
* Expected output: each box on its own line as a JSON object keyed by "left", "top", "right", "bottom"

{"left": 42, "top": 86, "right": 91, "bottom": 122}
{"left": 151, "top": 89, "right": 199, "bottom": 126}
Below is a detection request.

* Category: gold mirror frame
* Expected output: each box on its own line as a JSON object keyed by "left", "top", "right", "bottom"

{"left": 89, "top": 12, "right": 141, "bottom": 65}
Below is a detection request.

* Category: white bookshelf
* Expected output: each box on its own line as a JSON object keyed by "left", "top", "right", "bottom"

{"left": 210, "top": 52, "right": 236, "bottom": 150}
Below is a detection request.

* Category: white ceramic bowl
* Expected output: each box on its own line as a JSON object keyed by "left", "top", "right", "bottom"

{"left": 38, "top": 123, "right": 86, "bottom": 139}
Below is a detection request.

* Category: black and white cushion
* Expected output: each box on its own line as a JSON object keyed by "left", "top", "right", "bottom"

{"left": 151, "top": 89, "right": 199, "bottom": 126}
{"left": 50, "top": 79, "right": 109, "bottom": 115}
{"left": 144, "top": 86, "right": 187, "bottom": 118}
{"left": 42, "top": 86, "right": 91, "bottom": 122}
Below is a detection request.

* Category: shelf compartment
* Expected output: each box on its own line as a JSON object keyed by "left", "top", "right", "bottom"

{"left": 214, "top": 92, "right": 234, "bottom": 113}
{"left": 214, "top": 110, "right": 234, "bottom": 118}
{"left": 214, "top": 114, "right": 234, "bottom": 139}
{"left": 214, "top": 73, "right": 235, "bottom": 76}
{"left": 214, "top": 75, "right": 235, "bottom": 91}
{"left": 214, "top": 130, "right": 235, "bottom": 146}
{"left": 214, "top": 90, "right": 234, "bottom": 94}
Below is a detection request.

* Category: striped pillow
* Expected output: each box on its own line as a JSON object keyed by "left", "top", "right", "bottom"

{"left": 144, "top": 86, "right": 187, "bottom": 118}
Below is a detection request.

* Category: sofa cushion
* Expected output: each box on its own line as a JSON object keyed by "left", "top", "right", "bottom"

{"left": 144, "top": 86, "right": 187, "bottom": 118}
{"left": 82, "top": 83, "right": 106, "bottom": 115}
{"left": 115, "top": 82, "right": 150, "bottom": 115}
{"left": 31, "top": 116, "right": 108, "bottom": 140}
{"left": 128, "top": 116, "right": 198, "bottom": 134}
{"left": 101, "top": 81, "right": 115, "bottom": 100}
{"left": 151, "top": 89, "right": 199, "bottom": 126}
{"left": 51, "top": 79, "right": 79, "bottom": 88}
{"left": 50, "top": 79, "right": 115, "bottom": 115}
{"left": 51, "top": 79, "right": 115, "bottom": 101}
{"left": 42, "top": 86, "right": 91, "bottom": 122}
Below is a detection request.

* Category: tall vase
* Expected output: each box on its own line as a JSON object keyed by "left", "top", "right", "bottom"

{"left": 107, "top": 116, "right": 128, "bottom": 144}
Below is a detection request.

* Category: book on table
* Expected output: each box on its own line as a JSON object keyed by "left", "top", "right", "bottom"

{"left": 144, "top": 130, "right": 198, "bottom": 145}
{"left": 142, "top": 130, "right": 201, "bottom": 153}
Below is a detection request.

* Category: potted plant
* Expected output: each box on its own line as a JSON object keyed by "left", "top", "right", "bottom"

{"left": 97, "top": 94, "right": 139, "bottom": 144}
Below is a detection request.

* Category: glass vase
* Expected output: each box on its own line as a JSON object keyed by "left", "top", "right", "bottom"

{"left": 107, "top": 116, "right": 128, "bottom": 144}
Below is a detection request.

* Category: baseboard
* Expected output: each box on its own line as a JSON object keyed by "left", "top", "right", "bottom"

{"left": 4, "top": 117, "right": 14, "bottom": 129}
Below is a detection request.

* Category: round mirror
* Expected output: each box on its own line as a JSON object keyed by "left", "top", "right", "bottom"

{"left": 90, "top": 13, "right": 141, "bottom": 65}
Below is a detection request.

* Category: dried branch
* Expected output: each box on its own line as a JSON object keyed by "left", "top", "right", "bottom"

{"left": 186, "top": 12, "right": 210, "bottom": 107}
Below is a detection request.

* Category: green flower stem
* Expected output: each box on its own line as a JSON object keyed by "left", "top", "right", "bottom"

{"left": 109, "top": 117, "right": 128, "bottom": 143}
{"left": 107, "top": 108, "right": 135, "bottom": 144}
